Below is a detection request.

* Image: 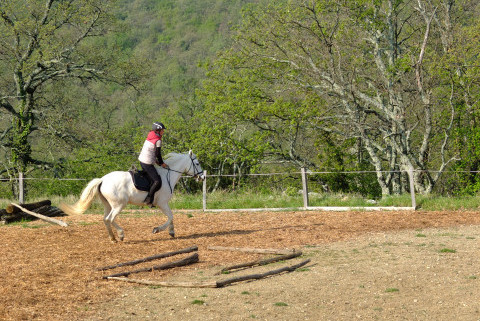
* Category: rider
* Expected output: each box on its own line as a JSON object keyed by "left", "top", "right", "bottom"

{"left": 138, "top": 121, "right": 168, "bottom": 206}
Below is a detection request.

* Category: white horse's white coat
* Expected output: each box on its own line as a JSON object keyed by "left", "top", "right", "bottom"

{"left": 60, "top": 151, "right": 204, "bottom": 242}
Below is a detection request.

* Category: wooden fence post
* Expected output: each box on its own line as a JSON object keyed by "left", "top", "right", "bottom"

{"left": 301, "top": 167, "right": 309, "bottom": 209}
{"left": 18, "top": 172, "right": 24, "bottom": 204}
{"left": 408, "top": 167, "right": 416, "bottom": 210}
{"left": 202, "top": 170, "right": 207, "bottom": 211}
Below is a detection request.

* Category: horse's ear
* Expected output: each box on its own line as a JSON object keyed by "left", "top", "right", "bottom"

{"left": 189, "top": 150, "right": 193, "bottom": 156}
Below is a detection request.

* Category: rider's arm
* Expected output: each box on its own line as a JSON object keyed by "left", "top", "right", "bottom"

{"left": 154, "top": 140, "right": 164, "bottom": 165}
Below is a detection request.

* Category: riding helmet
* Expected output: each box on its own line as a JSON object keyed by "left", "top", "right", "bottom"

{"left": 152, "top": 121, "right": 165, "bottom": 131}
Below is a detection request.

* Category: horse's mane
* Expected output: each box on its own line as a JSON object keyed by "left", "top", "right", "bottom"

{"left": 163, "top": 152, "right": 186, "bottom": 165}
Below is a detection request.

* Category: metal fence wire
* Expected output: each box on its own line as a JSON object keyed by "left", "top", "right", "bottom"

{"left": 1, "top": 168, "right": 417, "bottom": 212}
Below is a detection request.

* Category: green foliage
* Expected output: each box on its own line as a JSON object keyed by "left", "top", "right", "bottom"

{"left": 0, "top": 0, "right": 130, "bottom": 198}
{"left": 2, "top": 0, "right": 480, "bottom": 201}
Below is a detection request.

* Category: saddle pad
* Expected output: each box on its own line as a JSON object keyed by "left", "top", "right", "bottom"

{"left": 128, "top": 170, "right": 151, "bottom": 191}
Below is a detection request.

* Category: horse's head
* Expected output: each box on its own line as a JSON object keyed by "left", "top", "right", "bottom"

{"left": 186, "top": 150, "right": 205, "bottom": 181}
{"left": 164, "top": 151, "right": 204, "bottom": 181}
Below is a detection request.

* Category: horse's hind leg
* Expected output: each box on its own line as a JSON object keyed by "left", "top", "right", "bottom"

{"left": 111, "top": 218, "right": 125, "bottom": 241}
{"left": 102, "top": 204, "right": 116, "bottom": 242}
{"left": 100, "top": 194, "right": 125, "bottom": 242}
{"left": 104, "top": 206, "right": 125, "bottom": 242}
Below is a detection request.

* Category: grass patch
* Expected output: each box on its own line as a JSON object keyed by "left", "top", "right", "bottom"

{"left": 191, "top": 300, "right": 205, "bottom": 305}
{"left": 274, "top": 302, "right": 288, "bottom": 307}
{"left": 21, "top": 223, "right": 46, "bottom": 229}
{"left": 8, "top": 188, "right": 480, "bottom": 212}
{"left": 439, "top": 248, "right": 456, "bottom": 253}
{"left": 296, "top": 267, "right": 310, "bottom": 272}
{"left": 78, "top": 221, "right": 99, "bottom": 226}
{"left": 385, "top": 288, "right": 399, "bottom": 293}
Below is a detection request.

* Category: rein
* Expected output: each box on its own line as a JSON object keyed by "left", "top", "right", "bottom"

{"left": 165, "top": 156, "right": 203, "bottom": 194}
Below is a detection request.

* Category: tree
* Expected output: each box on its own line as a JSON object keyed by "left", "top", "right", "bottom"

{"left": 201, "top": 0, "right": 479, "bottom": 196}
{"left": 0, "top": 0, "right": 120, "bottom": 195}
{"left": 442, "top": 16, "right": 480, "bottom": 194}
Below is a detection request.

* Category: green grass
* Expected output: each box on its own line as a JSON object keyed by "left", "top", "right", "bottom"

{"left": 191, "top": 299, "right": 205, "bottom": 305}
{"left": 170, "top": 191, "right": 480, "bottom": 211}
{"left": 177, "top": 192, "right": 464, "bottom": 210}
{"left": 4, "top": 190, "right": 480, "bottom": 212}
{"left": 439, "top": 248, "right": 456, "bottom": 253}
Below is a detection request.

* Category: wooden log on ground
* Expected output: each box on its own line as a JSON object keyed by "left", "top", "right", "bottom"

{"left": 216, "top": 259, "right": 311, "bottom": 288}
{"left": 32, "top": 205, "right": 52, "bottom": 215}
{"left": 3, "top": 203, "right": 67, "bottom": 224}
{"left": 107, "top": 259, "right": 311, "bottom": 288}
{"left": 208, "top": 246, "right": 296, "bottom": 255}
{"left": 103, "top": 253, "right": 199, "bottom": 279}
{"left": 9, "top": 203, "right": 68, "bottom": 227}
{"left": 218, "top": 251, "right": 303, "bottom": 274}
{"left": 1, "top": 214, "right": 21, "bottom": 224}
{"left": 0, "top": 208, "right": 8, "bottom": 224}
{"left": 39, "top": 207, "right": 67, "bottom": 217}
{"left": 97, "top": 246, "right": 199, "bottom": 271}
{"left": 107, "top": 277, "right": 218, "bottom": 288}
{"left": 6, "top": 200, "right": 51, "bottom": 214}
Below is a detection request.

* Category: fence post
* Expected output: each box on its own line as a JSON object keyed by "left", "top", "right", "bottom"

{"left": 19, "top": 172, "right": 24, "bottom": 204}
{"left": 408, "top": 167, "right": 416, "bottom": 210}
{"left": 301, "top": 167, "right": 309, "bottom": 209}
{"left": 202, "top": 170, "right": 207, "bottom": 211}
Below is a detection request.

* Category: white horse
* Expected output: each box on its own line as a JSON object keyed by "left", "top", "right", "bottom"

{"left": 60, "top": 151, "right": 204, "bottom": 242}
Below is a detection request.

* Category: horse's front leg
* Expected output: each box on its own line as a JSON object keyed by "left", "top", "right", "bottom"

{"left": 152, "top": 204, "right": 175, "bottom": 238}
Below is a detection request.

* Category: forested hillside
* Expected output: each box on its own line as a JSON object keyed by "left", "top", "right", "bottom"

{"left": 0, "top": 0, "right": 259, "bottom": 198}
{"left": 0, "top": 0, "right": 479, "bottom": 199}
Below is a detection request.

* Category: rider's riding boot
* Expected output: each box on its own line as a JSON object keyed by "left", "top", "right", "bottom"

{"left": 145, "top": 180, "right": 161, "bottom": 206}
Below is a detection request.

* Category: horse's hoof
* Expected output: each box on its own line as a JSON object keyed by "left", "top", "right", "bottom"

{"left": 152, "top": 227, "right": 159, "bottom": 234}
{"left": 169, "top": 231, "right": 175, "bottom": 238}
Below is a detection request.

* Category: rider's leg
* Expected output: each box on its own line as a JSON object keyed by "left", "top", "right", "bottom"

{"left": 145, "top": 180, "right": 161, "bottom": 205}
{"left": 140, "top": 162, "right": 162, "bottom": 205}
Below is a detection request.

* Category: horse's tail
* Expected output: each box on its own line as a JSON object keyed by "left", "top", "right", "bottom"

{"left": 60, "top": 178, "right": 103, "bottom": 215}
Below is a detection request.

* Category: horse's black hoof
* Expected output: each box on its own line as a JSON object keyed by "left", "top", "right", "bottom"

{"left": 152, "top": 227, "right": 159, "bottom": 234}
{"left": 169, "top": 232, "right": 175, "bottom": 238}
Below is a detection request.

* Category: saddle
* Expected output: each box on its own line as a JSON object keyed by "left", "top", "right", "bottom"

{"left": 128, "top": 166, "right": 152, "bottom": 192}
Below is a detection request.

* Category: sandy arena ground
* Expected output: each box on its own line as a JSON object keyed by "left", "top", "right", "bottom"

{"left": 1, "top": 209, "right": 480, "bottom": 320}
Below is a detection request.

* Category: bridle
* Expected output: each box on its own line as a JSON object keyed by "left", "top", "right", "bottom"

{"left": 166, "top": 155, "right": 203, "bottom": 178}
{"left": 165, "top": 154, "right": 203, "bottom": 193}
{"left": 186, "top": 155, "right": 203, "bottom": 179}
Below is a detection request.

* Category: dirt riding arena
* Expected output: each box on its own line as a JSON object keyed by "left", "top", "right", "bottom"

{"left": 2, "top": 209, "right": 480, "bottom": 321}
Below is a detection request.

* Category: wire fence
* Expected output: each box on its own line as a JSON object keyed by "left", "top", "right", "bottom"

{"left": 0, "top": 168, "right": 422, "bottom": 211}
